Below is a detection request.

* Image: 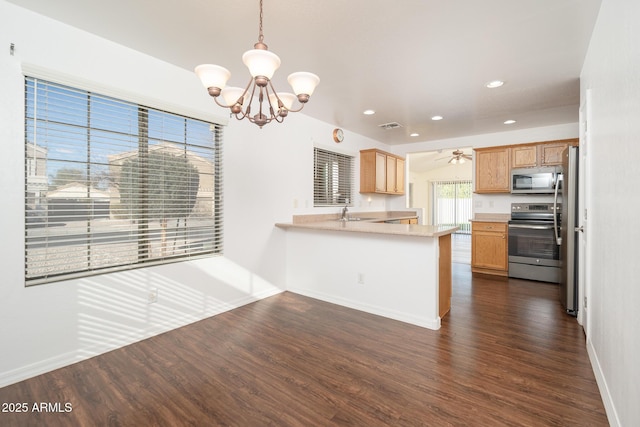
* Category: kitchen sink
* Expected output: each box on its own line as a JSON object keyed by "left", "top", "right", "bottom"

{"left": 337, "top": 217, "right": 376, "bottom": 222}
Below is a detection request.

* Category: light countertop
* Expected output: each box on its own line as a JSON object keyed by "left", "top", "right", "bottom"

{"left": 470, "top": 213, "right": 510, "bottom": 223}
{"left": 276, "top": 212, "right": 459, "bottom": 237}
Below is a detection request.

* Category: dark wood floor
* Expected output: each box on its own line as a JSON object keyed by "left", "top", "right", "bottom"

{"left": 0, "top": 264, "right": 608, "bottom": 426}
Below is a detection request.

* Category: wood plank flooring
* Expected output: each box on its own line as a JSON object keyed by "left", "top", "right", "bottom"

{"left": 0, "top": 264, "right": 608, "bottom": 426}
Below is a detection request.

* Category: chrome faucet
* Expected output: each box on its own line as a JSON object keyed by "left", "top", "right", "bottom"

{"left": 340, "top": 204, "right": 349, "bottom": 221}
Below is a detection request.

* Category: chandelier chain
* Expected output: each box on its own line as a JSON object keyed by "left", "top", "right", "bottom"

{"left": 258, "top": 0, "right": 264, "bottom": 44}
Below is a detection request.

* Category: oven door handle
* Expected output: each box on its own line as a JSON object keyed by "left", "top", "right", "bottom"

{"left": 508, "top": 224, "right": 555, "bottom": 230}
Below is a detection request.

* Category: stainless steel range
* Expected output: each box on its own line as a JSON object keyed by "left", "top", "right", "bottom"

{"left": 508, "top": 203, "right": 561, "bottom": 283}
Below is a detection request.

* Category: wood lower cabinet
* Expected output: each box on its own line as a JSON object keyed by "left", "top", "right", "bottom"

{"left": 400, "top": 218, "right": 418, "bottom": 224}
{"left": 439, "top": 233, "right": 452, "bottom": 318}
{"left": 360, "top": 149, "right": 405, "bottom": 195}
{"left": 471, "top": 221, "right": 508, "bottom": 276}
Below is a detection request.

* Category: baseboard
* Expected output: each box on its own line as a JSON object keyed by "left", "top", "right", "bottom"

{"left": 0, "top": 288, "right": 283, "bottom": 389}
{"left": 587, "top": 337, "right": 620, "bottom": 427}
{"left": 288, "top": 288, "right": 441, "bottom": 331}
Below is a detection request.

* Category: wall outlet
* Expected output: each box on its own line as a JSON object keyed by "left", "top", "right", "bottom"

{"left": 358, "top": 273, "right": 365, "bottom": 284}
{"left": 148, "top": 288, "right": 158, "bottom": 304}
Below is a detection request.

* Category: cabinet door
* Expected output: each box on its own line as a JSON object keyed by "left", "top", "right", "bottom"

{"left": 385, "top": 155, "right": 396, "bottom": 193}
{"left": 472, "top": 231, "right": 508, "bottom": 270}
{"left": 540, "top": 143, "right": 568, "bottom": 166}
{"left": 511, "top": 145, "right": 537, "bottom": 168}
{"left": 475, "top": 148, "right": 510, "bottom": 193}
{"left": 395, "top": 158, "right": 405, "bottom": 194}
{"left": 375, "top": 152, "right": 387, "bottom": 192}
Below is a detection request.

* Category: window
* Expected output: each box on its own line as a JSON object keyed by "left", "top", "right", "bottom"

{"left": 432, "top": 180, "right": 472, "bottom": 234}
{"left": 313, "top": 147, "right": 354, "bottom": 206}
{"left": 25, "top": 77, "right": 223, "bottom": 285}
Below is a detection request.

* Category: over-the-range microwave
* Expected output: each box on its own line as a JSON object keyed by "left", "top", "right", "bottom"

{"left": 510, "top": 166, "right": 561, "bottom": 194}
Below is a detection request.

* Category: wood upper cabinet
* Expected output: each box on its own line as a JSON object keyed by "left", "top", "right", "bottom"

{"left": 471, "top": 221, "right": 508, "bottom": 276}
{"left": 539, "top": 142, "right": 569, "bottom": 166}
{"left": 474, "top": 147, "right": 511, "bottom": 193}
{"left": 395, "top": 158, "right": 405, "bottom": 193}
{"left": 511, "top": 145, "right": 538, "bottom": 168}
{"left": 511, "top": 140, "right": 576, "bottom": 168}
{"left": 360, "top": 149, "right": 405, "bottom": 195}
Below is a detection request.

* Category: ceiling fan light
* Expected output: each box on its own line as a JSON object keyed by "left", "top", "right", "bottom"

{"left": 194, "top": 64, "right": 231, "bottom": 92}
{"left": 459, "top": 157, "right": 465, "bottom": 164}
{"left": 242, "top": 49, "right": 281, "bottom": 80}
{"left": 288, "top": 72, "right": 320, "bottom": 97}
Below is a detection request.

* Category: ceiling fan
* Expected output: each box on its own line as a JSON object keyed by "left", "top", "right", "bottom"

{"left": 437, "top": 149, "right": 472, "bottom": 164}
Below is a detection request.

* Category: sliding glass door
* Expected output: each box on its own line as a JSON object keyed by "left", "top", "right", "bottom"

{"left": 432, "top": 180, "right": 472, "bottom": 234}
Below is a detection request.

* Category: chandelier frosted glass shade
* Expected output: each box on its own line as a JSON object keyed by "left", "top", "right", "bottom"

{"left": 194, "top": 64, "right": 231, "bottom": 97}
{"left": 242, "top": 49, "right": 281, "bottom": 81}
{"left": 288, "top": 72, "right": 320, "bottom": 98}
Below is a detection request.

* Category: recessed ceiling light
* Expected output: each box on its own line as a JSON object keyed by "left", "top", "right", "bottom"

{"left": 363, "top": 109, "right": 376, "bottom": 115}
{"left": 410, "top": 133, "right": 419, "bottom": 137}
{"left": 504, "top": 119, "right": 516, "bottom": 125}
{"left": 431, "top": 115, "right": 443, "bottom": 121}
{"left": 486, "top": 80, "right": 505, "bottom": 88}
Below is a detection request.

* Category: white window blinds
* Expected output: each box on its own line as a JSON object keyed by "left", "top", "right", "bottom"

{"left": 313, "top": 147, "right": 354, "bottom": 206}
{"left": 25, "top": 77, "right": 223, "bottom": 286}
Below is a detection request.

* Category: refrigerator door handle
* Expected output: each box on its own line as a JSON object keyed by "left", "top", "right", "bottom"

{"left": 554, "top": 174, "right": 563, "bottom": 245}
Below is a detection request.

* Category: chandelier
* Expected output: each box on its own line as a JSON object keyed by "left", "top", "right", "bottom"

{"left": 195, "top": 0, "right": 320, "bottom": 128}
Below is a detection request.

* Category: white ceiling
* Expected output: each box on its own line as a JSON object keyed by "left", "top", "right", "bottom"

{"left": 8, "top": 0, "right": 602, "bottom": 145}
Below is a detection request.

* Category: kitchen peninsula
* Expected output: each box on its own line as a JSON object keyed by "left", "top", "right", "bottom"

{"left": 276, "top": 212, "right": 458, "bottom": 330}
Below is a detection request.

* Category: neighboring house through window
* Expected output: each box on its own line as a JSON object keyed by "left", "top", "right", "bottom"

{"left": 25, "top": 77, "right": 223, "bottom": 285}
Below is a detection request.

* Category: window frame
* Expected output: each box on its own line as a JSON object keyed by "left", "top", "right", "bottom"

{"left": 24, "top": 77, "right": 224, "bottom": 286}
{"left": 313, "top": 147, "right": 355, "bottom": 207}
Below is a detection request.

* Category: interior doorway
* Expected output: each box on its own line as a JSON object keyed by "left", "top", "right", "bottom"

{"left": 407, "top": 148, "right": 473, "bottom": 264}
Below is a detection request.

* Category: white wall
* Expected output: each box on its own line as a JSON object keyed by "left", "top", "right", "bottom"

{"left": 580, "top": 0, "right": 640, "bottom": 425}
{"left": 0, "top": 0, "right": 390, "bottom": 387}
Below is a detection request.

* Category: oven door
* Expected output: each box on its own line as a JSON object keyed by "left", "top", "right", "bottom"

{"left": 508, "top": 220, "right": 560, "bottom": 265}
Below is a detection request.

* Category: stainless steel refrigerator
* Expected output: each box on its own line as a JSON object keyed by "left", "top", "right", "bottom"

{"left": 553, "top": 146, "right": 579, "bottom": 316}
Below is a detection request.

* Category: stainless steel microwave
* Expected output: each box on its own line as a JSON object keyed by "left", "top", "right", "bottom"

{"left": 510, "top": 167, "right": 561, "bottom": 194}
